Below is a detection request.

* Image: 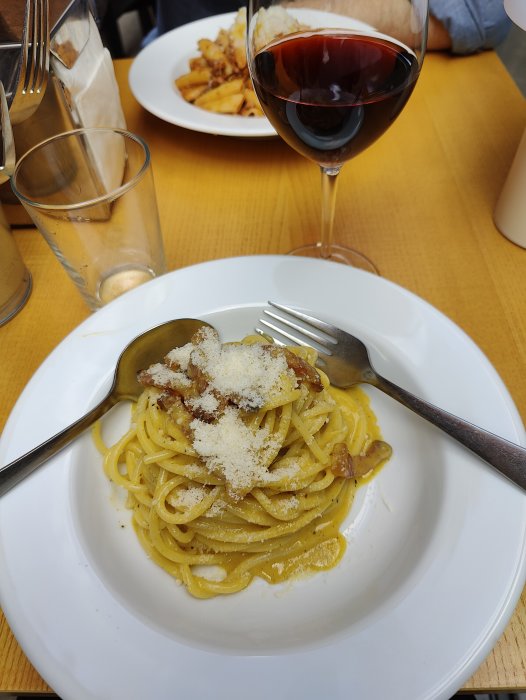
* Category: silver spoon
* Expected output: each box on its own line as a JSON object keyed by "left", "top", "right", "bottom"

{"left": 0, "top": 318, "right": 212, "bottom": 497}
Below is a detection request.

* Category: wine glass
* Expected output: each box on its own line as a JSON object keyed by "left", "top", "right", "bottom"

{"left": 247, "top": 0, "right": 429, "bottom": 272}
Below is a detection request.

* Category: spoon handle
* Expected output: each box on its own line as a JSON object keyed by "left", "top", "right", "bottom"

{"left": 0, "top": 393, "right": 116, "bottom": 497}
{"left": 373, "top": 373, "right": 526, "bottom": 491}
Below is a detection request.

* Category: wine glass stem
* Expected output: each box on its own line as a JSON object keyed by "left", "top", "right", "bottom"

{"left": 319, "top": 165, "right": 341, "bottom": 259}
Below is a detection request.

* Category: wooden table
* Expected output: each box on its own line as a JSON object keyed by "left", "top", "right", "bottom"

{"left": 1, "top": 52, "right": 526, "bottom": 696}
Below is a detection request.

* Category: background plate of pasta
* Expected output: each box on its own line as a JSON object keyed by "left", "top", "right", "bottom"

{"left": 1, "top": 255, "right": 526, "bottom": 700}
{"left": 129, "top": 12, "right": 276, "bottom": 138}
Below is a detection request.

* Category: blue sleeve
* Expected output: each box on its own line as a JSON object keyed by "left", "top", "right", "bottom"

{"left": 429, "top": 0, "right": 512, "bottom": 54}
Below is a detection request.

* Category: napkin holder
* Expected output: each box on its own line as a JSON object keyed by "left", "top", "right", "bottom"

{"left": 0, "top": 0, "right": 127, "bottom": 226}
{"left": 493, "top": 0, "right": 526, "bottom": 248}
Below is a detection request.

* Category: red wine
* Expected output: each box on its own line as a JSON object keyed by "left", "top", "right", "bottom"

{"left": 252, "top": 31, "right": 420, "bottom": 167}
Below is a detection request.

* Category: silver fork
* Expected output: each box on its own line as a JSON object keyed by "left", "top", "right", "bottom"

{"left": 257, "top": 301, "right": 526, "bottom": 492}
{"left": 0, "top": 81, "right": 15, "bottom": 184}
{"left": 9, "top": 0, "right": 49, "bottom": 125}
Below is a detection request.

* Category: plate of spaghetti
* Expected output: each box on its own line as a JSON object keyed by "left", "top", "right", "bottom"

{"left": 93, "top": 324, "right": 392, "bottom": 599}
{"left": 1, "top": 255, "right": 525, "bottom": 700}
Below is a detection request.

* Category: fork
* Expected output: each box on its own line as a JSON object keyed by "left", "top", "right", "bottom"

{"left": 0, "top": 81, "right": 15, "bottom": 184}
{"left": 9, "top": 0, "right": 49, "bottom": 125}
{"left": 257, "top": 301, "right": 526, "bottom": 492}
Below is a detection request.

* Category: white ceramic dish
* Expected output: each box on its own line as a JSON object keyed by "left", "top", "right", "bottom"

{"left": 1, "top": 255, "right": 526, "bottom": 700}
{"left": 129, "top": 13, "right": 275, "bottom": 138}
{"left": 128, "top": 9, "right": 373, "bottom": 138}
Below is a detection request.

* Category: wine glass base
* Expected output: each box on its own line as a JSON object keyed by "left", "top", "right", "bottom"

{"left": 288, "top": 243, "right": 378, "bottom": 274}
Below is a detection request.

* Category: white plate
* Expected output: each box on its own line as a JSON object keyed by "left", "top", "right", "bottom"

{"left": 1, "top": 255, "right": 526, "bottom": 700}
{"left": 129, "top": 13, "right": 275, "bottom": 138}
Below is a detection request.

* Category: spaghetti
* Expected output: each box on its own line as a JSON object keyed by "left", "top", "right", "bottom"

{"left": 95, "top": 327, "right": 391, "bottom": 598}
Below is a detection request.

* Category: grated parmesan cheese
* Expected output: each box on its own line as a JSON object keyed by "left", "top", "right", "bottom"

{"left": 187, "top": 390, "right": 220, "bottom": 415}
{"left": 146, "top": 363, "right": 191, "bottom": 388}
{"left": 190, "top": 327, "right": 292, "bottom": 410}
{"left": 165, "top": 343, "right": 195, "bottom": 371}
{"left": 190, "top": 407, "right": 280, "bottom": 495}
{"left": 206, "top": 499, "right": 227, "bottom": 517}
{"left": 265, "top": 459, "right": 301, "bottom": 483}
{"left": 145, "top": 328, "right": 303, "bottom": 497}
{"left": 172, "top": 486, "right": 206, "bottom": 509}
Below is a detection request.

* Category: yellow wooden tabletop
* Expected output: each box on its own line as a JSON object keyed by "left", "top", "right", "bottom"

{"left": 1, "top": 52, "right": 526, "bottom": 695}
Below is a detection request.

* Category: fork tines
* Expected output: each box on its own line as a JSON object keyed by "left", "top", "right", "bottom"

{"left": 10, "top": 0, "right": 49, "bottom": 124}
{"left": 23, "top": 0, "right": 49, "bottom": 95}
{"left": 256, "top": 302, "right": 337, "bottom": 355}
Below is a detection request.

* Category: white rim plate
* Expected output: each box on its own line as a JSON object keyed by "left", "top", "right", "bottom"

{"left": 1, "top": 255, "right": 526, "bottom": 700}
{"left": 128, "top": 12, "right": 275, "bottom": 138}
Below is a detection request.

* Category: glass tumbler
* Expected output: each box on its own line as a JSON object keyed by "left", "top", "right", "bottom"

{"left": 11, "top": 128, "right": 167, "bottom": 311}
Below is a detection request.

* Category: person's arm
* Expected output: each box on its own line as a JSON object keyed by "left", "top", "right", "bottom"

{"left": 150, "top": 0, "right": 509, "bottom": 54}
{"left": 327, "top": 0, "right": 454, "bottom": 49}
{"left": 281, "top": 0, "right": 451, "bottom": 50}
{"left": 427, "top": 14, "right": 452, "bottom": 50}
{"left": 333, "top": 0, "right": 510, "bottom": 53}
{"left": 429, "top": 0, "right": 511, "bottom": 54}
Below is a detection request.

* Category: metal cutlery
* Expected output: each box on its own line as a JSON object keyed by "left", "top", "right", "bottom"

{"left": 257, "top": 301, "right": 526, "bottom": 492}
{"left": 0, "top": 318, "right": 211, "bottom": 497}
{"left": 9, "top": 0, "right": 50, "bottom": 125}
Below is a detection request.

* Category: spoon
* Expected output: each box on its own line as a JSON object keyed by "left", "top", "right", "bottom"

{"left": 0, "top": 318, "right": 212, "bottom": 497}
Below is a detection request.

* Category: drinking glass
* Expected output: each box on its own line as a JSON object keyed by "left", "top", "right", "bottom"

{"left": 247, "top": 0, "right": 429, "bottom": 271}
{"left": 11, "top": 128, "right": 167, "bottom": 311}
{"left": 0, "top": 203, "right": 32, "bottom": 326}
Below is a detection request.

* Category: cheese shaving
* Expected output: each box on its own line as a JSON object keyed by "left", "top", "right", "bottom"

{"left": 140, "top": 327, "right": 301, "bottom": 497}
{"left": 191, "top": 407, "right": 280, "bottom": 495}
{"left": 190, "top": 327, "right": 291, "bottom": 410}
